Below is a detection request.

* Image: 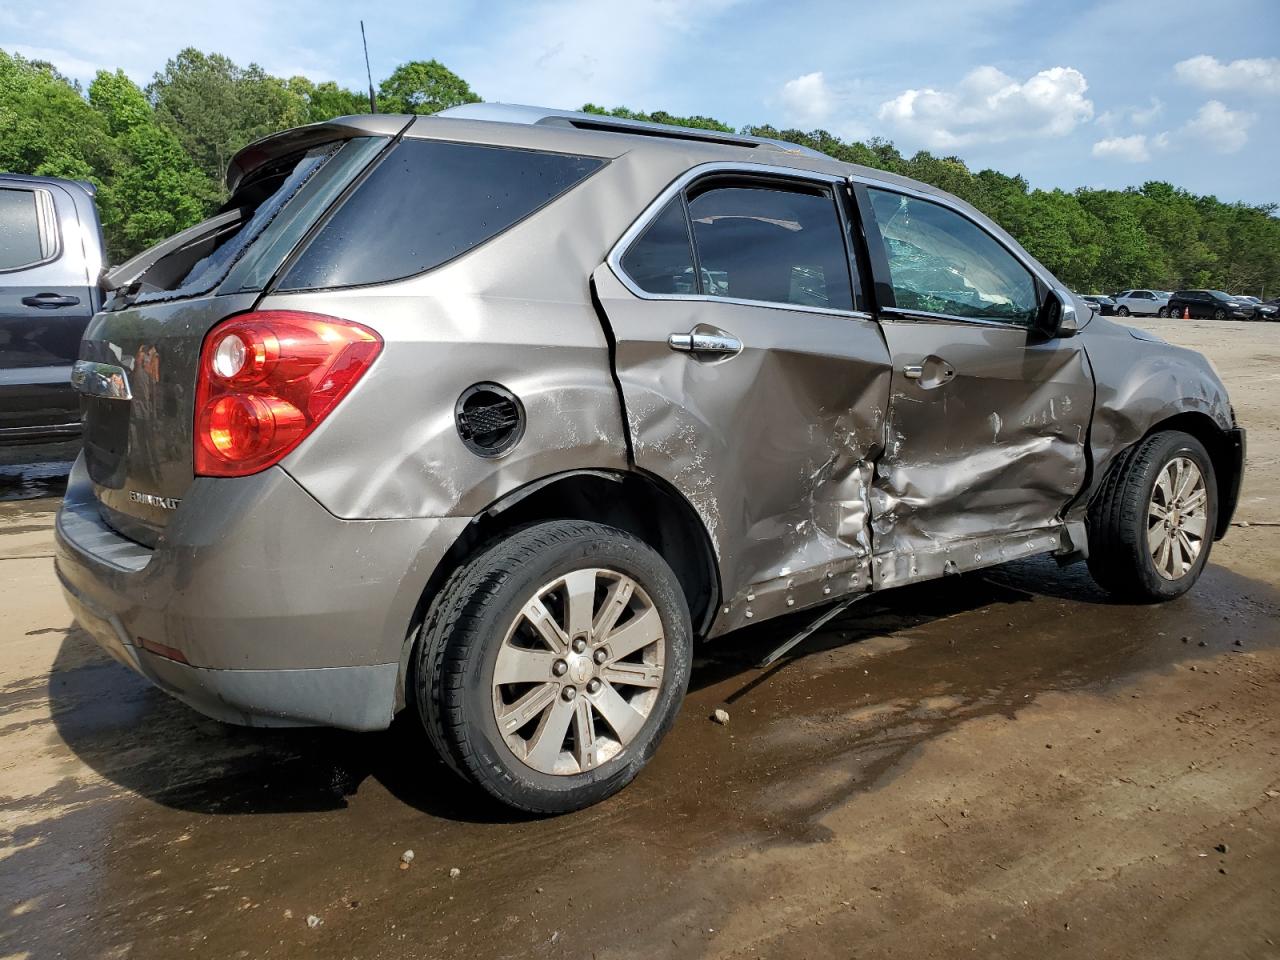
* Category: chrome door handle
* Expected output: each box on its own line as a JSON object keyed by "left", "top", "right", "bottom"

{"left": 668, "top": 330, "right": 743, "bottom": 359}
{"left": 902, "top": 358, "right": 956, "bottom": 388}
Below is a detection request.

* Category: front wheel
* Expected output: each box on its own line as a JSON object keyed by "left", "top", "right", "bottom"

{"left": 415, "top": 520, "right": 692, "bottom": 814}
{"left": 1086, "top": 430, "right": 1217, "bottom": 601}
{"left": 1157, "top": 307, "right": 1169, "bottom": 318}
{"left": 1214, "top": 308, "right": 1226, "bottom": 320}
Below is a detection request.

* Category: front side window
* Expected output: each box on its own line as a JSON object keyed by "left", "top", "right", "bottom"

{"left": 279, "top": 139, "right": 606, "bottom": 291}
{"left": 687, "top": 184, "right": 855, "bottom": 311}
{"left": 0, "top": 188, "right": 57, "bottom": 271}
{"left": 867, "top": 188, "right": 1039, "bottom": 326}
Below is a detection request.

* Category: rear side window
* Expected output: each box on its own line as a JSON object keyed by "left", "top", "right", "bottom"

{"left": 0, "top": 187, "right": 57, "bottom": 271}
{"left": 688, "top": 185, "right": 855, "bottom": 311}
{"left": 619, "top": 197, "right": 697, "bottom": 294}
{"left": 278, "top": 140, "right": 606, "bottom": 291}
{"left": 867, "top": 189, "right": 1039, "bottom": 326}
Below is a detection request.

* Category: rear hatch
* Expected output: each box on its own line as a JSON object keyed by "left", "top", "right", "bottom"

{"left": 78, "top": 125, "right": 398, "bottom": 546}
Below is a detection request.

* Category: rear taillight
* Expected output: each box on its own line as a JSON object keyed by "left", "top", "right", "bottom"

{"left": 195, "top": 310, "right": 382, "bottom": 477}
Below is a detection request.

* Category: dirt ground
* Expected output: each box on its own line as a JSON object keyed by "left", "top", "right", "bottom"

{"left": 1, "top": 317, "right": 1278, "bottom": 960}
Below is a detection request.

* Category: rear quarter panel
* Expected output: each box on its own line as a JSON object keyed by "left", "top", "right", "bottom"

{"left": 268, "top": 148, "right": 701, "bottom": 520}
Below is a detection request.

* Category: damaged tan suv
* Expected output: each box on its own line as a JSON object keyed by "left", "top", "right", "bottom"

{"left": 57, "top": 104, "right": 1244, "bottom": 813}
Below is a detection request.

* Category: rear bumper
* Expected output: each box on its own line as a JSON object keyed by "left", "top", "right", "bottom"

{"left": 54, "top": 455, "right": 468, "bottom": 730}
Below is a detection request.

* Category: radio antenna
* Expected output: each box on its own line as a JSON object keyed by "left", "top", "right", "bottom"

{"left": 360, "top": 20, "right": 377, "bottom": 113}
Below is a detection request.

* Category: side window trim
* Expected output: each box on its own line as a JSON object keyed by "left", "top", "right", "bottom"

{"left": 848, "top": 176, "right": 1058, "bottom": 329}
{"left": 0, "top": 186, "right": 62, "bottom": 273}
{"left": 608, "top": 161, "right": 874, "bottom": 320}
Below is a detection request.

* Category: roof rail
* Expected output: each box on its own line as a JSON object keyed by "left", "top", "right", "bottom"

{"left": 435, "top": 102, "right": 831, "bottom": 160}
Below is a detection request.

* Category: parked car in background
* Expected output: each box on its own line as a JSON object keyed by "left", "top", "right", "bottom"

{"left": 1167, "top": 289, "right": 1257, "bottom": 320}
{"left": 0, "top": 174, "right": 105, "bottom": 444}
{"left": 1255, "top": 298, "right": 1279, "bottom": 321}
{"left": 1080, "top": 294, "right": 1116, "bottom": 315}
{"left": 54, "top": 106, "right": 1245, "bottom": 813}
{"left": 1112, "top": 289, "right": 1171, "bottom": 317}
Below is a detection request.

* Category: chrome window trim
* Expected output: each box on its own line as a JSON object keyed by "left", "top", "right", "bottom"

{"left": 879, "top": 305, "right": 1035, "bottom": 330}
{"left": 606, "top": 161, "right": 873, "bottom": 322}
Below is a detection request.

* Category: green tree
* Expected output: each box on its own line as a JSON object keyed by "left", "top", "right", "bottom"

{"left": 89, "top": 69, "right": 220, "bottom": 257}
{"left": 148, "top": 48, "right": 309, "bottom": 187}
{"left": 0, "top": 50, "right": 117, "bottom": 184}
{"left": 287, "top": 76, "right": 372, "bottom": 123}
{"left": 378, "top": 60, "right": 479, "bottom": 114}
{"left": 582, "top": 103, "right": 734, "bottom": 132}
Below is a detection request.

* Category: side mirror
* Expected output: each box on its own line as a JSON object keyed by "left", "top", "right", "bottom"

{"left": 1035, "top": 290, "right": 1080, "bottom": 340}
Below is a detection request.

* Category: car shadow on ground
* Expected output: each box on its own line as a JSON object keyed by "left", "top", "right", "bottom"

{"left": 36, "top": 555, "right": 1133, "bottom": 825}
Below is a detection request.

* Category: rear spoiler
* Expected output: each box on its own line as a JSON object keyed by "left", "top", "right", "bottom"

{"left": 225, "top": 114, "right": 413, "bottom": 193}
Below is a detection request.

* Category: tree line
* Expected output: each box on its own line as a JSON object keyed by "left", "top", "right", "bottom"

{"left": 2, "top": 47, "right": 1276, "bottom": 296}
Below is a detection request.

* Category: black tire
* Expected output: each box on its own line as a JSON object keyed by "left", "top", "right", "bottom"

{"left": 414, "top": 520, "right": 692, "bottom": 814}
{"left": 1086, "top": 430, "right": 1218, "bottom": 602}
{"left": 1214, "top": 308, "right": 1226, "bottom": 320}
{"left": 1117, "top": 305, "right": 1130, "bottom": 316}
{"left": 1157, "top": 307, "right": 1169, "bottom": 318}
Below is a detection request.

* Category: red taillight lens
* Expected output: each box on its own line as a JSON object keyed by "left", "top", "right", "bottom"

{"left": 195, "top": 311, "right": 381, "bottom": 477}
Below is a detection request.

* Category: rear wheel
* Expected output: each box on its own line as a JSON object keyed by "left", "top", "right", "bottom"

{"left": 415, "top": 520, "right": 692, "bottom": 814}
{"left": 1086, "top": 430, "right": 1217, "bottom": 601}
{"left": 1117, "top": 305, "right": 1130, "bottom": 316}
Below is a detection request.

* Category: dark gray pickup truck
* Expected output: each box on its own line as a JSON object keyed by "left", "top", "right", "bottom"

{"left": 0, "top": 173, "right": 105, "bottom": 444}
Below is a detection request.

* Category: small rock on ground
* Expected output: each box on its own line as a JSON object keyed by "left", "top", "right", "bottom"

{"left": 711, "top": 708, "right": 730, "bottom": 725}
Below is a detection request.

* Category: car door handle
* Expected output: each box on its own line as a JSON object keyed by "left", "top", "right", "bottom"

{"left": 668, "top": 329, "right": 743, "bottom": 359}
{"left": 903, "top": 357, "right": 956, "bottom": 388}
{"left": 22, "top": 293, "right": 81, "bottom": 309}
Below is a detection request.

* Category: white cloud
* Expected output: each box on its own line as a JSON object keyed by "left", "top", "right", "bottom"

{"left": 1130, "top": 97, "right": 1164, "bottom": 126}
{"left": 778, "top": 72, "right": 834, "bottom": 127}
{"left": 1175, "top": 55, "right": 1280, "bottom": 95}
{"left": 877, "top": 66, "right": 1094, "bottom": 149}
{"left": 1181, "top": 100, "right": 1255, "bottom": 152}
{"left": 1092, "top": 134, "right": 1153, "bottom": 162}
{"left": 1096, "top": 96, "right": 1164, "bottom": 131}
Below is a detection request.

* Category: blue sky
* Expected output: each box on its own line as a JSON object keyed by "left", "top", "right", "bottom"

{"left": 5, "top": 0, "right": 1278, "bottom": 203}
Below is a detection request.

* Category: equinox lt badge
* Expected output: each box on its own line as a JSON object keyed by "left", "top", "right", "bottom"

{"left": 129, "top": 491, "right": 181, "bottom": 511}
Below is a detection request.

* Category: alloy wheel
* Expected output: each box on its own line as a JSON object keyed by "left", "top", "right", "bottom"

{"left": 1147, "top": 456, "right": 1208, "bottom": 580}
{"left": 492, "top": 568, "right": 665, "bottom": 775}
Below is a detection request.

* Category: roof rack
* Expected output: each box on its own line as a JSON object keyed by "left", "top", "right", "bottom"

{"left": 435, "top": 102, "right": 831, "bottom": 160}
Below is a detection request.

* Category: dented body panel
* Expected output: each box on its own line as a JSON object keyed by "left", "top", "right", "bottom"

{"left": 1067, "top": 317, "right": 1236, "bottom": 526}
{"left": 871, "top": 317, "right": 1093, "bottom": 588}
{"left": 54, "top": 106, "right": 1243, "bottom": 733}
{"left": 594, "top": 267, "right": 891, "bottom": 637}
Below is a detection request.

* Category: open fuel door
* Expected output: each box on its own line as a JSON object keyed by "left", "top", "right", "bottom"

{"left": 593, "top": 172, "right": 892, "bottom": 637}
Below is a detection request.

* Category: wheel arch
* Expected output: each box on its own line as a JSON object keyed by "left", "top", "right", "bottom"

{"left": 1142, "top": 411, "right": 1243, "bottom": 541}
{"left": 396, "top": 468, "right": 722, "bottom": 711}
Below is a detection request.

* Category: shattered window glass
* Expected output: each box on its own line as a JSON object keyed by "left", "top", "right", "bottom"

{"left": 687, "top": 185, "right": 855, "bottom": 311}
{"left": 620, "top": 196, "right": 698, "bottom": 294}
{"left": 868, "top": 189, "right": 1038, "bottom": 326}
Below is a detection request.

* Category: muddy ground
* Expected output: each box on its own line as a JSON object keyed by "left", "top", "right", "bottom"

{"left": 2, "top": 317, "right": 1278, "bottom": 960}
